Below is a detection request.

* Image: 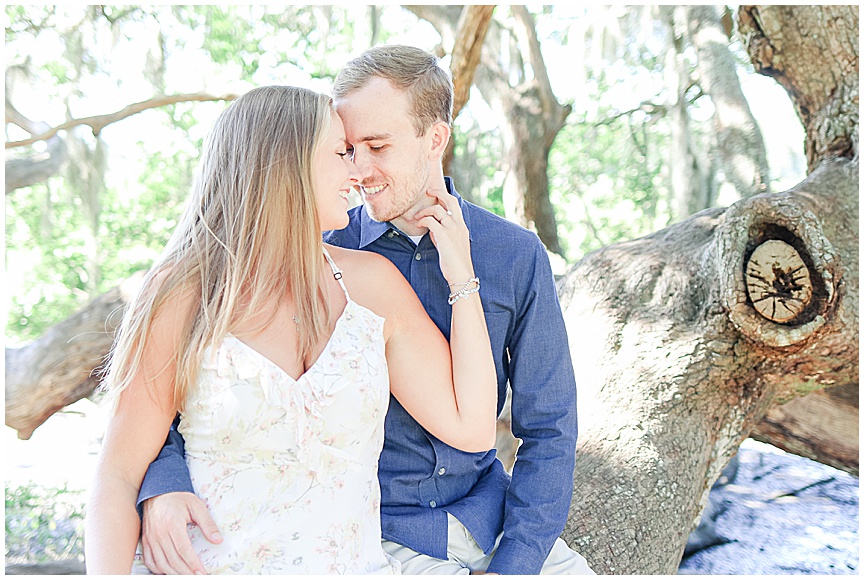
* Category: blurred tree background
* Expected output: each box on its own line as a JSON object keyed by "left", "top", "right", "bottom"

{"left": 5, "top": 4, "right": 805, "bottom": 346}
{"left": 12, "top": 5, "right": 847, "bottom": 574}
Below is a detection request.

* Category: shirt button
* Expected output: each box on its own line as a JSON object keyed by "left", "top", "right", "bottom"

{"left": 438, "top": 467, "right": 446, "bottom": 476}
{"left": 429, "top": 500, "right": 437, "bottom": 508}
{"left": 388, "top": 230, "right": 397, "bottom": 238}
{"left": 415, "top": 252, "right": 422, "bottom": 261}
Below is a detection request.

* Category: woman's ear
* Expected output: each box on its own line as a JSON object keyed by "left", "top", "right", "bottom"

{"left": 427, "top": 120, "right": 451, "bottom": 160}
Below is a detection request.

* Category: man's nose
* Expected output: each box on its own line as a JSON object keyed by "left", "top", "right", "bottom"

{"left": 346, "top": 155, "right": 362, "bottom": 183}
{"left": 351, "top": 148, "right": 374, "bottom": 180}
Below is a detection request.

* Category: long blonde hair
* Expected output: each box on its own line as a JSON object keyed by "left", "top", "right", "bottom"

{"left": 104, "top": 86, "right": 334, "bottom": 411}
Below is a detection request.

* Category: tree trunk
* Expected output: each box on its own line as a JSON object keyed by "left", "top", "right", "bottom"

{"left": 2, "top": 6, "right": 858, "bottom": 575}
{"left": 442, "top": 5, "right": 495, "bottom": 177}
{"left": 409, "top": 5, "right": 569, "bottom": 257}
{"left": 687, "top": 5, "right": 770, "bottom": 198}
{"left": 738, "top": 5, "right": 859, "bottom": 172}
{"left": 662, "top": 6, "right": 712, "bottom": 222}
{"left": 559, "top": 158, "right": 858, "bottom": 573}
{"left": 750, "top": 382, "right": 858, "bottom": 475}
{"left": 5, "top": 273, "right": 143, "bottom": 440}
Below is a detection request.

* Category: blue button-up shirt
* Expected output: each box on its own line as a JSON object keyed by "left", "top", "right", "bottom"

{"left": 138, "top": 178, "right": 578, "bottom": 574}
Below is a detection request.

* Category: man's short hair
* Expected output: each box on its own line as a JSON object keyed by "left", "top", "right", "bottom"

{"left": 333, "top": 45, "right": 453, "bottom": 136}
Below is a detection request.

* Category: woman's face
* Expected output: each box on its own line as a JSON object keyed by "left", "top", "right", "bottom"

{"left": 313, "top": 111, "right": 358, "bottom": 232}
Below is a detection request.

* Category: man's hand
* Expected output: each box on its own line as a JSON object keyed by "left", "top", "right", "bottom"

{"left": 141, "top": 492, "right": 221, "bottom": 575}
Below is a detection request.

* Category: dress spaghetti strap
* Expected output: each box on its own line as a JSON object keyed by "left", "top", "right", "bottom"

{"left": 322, "top": 247, "right": 350, "bottom": 301}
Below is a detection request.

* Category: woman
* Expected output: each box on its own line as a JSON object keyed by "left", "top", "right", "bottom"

{"left": 84, "top": 86, "right": 497, "bottom": 574}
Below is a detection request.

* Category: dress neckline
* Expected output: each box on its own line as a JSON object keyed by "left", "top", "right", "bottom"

{"left": 226, "top": 299, "right": 358, "bottom": 384}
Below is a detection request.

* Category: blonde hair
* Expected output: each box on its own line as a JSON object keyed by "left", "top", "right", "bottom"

{"left": 333, "top": 45, "right": 453, "bottom": 136}
{"left": 103, "top": 86, "right": 334, "bottom": 411}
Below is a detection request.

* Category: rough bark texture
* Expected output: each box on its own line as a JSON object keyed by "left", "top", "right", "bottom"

{"left": 750, "top": 382, "right": 858, "bottom": 475}
{"left": 738, "top": 5, "right": 859, "bottom": 172}
{"left": 558, "top": 158, "right": 858, "bottom": 573}
{"left": 2, "top": 5, "right": 858, "bottom": 575}
{"left": 5, "top": 273, "right": 143, "bottom": 440}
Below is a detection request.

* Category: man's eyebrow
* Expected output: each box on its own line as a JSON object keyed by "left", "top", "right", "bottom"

{"left": 356, "top": 133, "right": 392, "bottom": 142}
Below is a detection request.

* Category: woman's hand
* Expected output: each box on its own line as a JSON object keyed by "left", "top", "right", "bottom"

{"left": 412, "top": 188, "right": 475, "bottom": 286}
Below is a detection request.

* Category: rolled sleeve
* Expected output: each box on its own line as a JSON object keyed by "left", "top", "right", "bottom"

{"left": 487, "top": 238, "right": 578, "bottom": 574}
{"left": 135, "top": 418, "right": 195, "bottom": 519}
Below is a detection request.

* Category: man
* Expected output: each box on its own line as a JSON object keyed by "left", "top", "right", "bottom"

{"left": 137, "top": 45, "right": 593, "bottom": 575}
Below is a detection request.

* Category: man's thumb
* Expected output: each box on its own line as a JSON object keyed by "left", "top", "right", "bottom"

{"left": 189, "top": 501, "right": 223, "bottom": 544}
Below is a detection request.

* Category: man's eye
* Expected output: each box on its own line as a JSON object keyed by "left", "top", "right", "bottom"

{"left": 370, "top": 145, "right": 385, "bottom": 152}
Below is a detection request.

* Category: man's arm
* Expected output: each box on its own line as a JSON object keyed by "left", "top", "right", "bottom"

{"left": 485, "top": 237, "right": 578, "bottom": 575}
{"left": 137, "top": 416, "right": 222, "bottom": 575}
{"left": 136, "top": 416, "right": 194, "bottom": 514}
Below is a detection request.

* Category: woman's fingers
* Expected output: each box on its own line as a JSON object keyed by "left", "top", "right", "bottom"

{"left": 424, "top": 187, "right": 463, "bottom": 220}
{"left": 413, "top": 204, "right": 452, "bottom": 225}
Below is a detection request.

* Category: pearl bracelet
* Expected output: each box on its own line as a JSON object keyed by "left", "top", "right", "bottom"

{"left": 448, "top": 277, "right": 480, "bottom": 305}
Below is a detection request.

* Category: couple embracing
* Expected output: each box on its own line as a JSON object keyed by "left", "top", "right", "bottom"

{"left": 86, "top": 45, "right": 594, "bottom": 575}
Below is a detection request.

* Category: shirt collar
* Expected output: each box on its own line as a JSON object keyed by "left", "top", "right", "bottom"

{"left": 358, "top": 176, "right": 473, "bottom": 248}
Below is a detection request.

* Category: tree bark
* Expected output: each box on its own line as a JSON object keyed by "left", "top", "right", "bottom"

{"left": 2, "top": 6, "right": 858, "bottom": 575}
{"left": 687, "top": 5, "right": 770, "bottom": 198}
{"left": 750, "top": 382, "right": 858, "bottom": 475}
{"left": 5, "top": 99, "right": 68, "bottom": 193}
{"left": 559, "top": 157, "right": 858, "bottom": 573}
{"left": 449, "top": 5, "right": 496, "bottom": 121}
{"left": 5, "top": 273, "right": 143, "bottom": 440}
{"left": 443, "top": 5, "right": 496, "bottom": 176}
{"left": 5, "top": 92, "right": 239, "bottom": 150}
{"left": 5, "top": 93, "right": 238, "bottom": 194}
{"left": 738, "top": 5, "right": 859, "bottom": 172}
{"left": 408, "top": 5, "right": 569, "bottom": 257}
{"left": 663, "top": 6, "right": 712, "bottom": 222}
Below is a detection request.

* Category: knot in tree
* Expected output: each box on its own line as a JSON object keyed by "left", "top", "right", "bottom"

{"left": 745, "top": 239, "right": 812, "bottom": 324}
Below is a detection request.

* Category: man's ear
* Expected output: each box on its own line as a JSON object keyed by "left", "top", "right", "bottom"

{"left": 427, "top": 120, "right": 451, "bottom": 160}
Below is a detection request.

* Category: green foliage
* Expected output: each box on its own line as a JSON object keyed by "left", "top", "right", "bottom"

{"left": 5, "top": 4, "right": 801, "bottom": 345}
{"left": 6, "top": 144, "right": 196, "bottom": 342}
{"left": 5, "top": 483, "right": 85, "bottom": 564}
{"left": 549, "top": 109, "right": 670, "bottom": 262}
{"left": 3, "top": 4, "right": 399, "bottom": 344}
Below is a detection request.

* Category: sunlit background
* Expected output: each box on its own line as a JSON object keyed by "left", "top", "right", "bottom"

{"left": 5, "top": 4, "right": 806, "bottom": 347}
{"left": 6, "top": 5, "right": 831, "bottom": 573}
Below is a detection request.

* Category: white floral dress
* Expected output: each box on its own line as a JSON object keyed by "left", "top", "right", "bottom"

{"left": 178, "top": 250, "right": 401, "bottom": 575}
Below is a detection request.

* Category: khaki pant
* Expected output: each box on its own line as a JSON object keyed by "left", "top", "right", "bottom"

{"left": 382, "top": 514, "right": 596, "bottom": 575}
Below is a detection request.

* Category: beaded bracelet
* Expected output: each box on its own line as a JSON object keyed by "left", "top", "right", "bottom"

{"left": 448, "top": 277, "right": 480, "bottom": 305}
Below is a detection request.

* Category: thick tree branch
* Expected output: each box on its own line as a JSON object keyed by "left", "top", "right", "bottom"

{"left": 511, "top": 6, "right": 555, "bottom": 115}
{"left": 5, "top": 98, "right": 68, "bottom": 193}
{"left": 450, "top": 5, "right": 496, "bottom": 119}
{"left": 5, "top": 92, "right": 238, "bottom": 149}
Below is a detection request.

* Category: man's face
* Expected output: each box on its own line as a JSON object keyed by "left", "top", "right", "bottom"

{"left": 335, "top": 77, "right": 432, "bottom": 224}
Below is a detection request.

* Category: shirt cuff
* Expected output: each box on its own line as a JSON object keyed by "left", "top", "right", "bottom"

{"left": 135, "top": 453, "right": 196, "bottom": 520}
{"left": 486, "top": 536, "right": 546, "bottom": 575}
